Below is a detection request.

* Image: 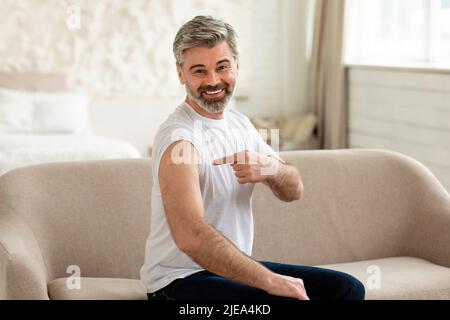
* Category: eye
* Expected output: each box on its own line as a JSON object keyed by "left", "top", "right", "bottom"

{"left": 217, "top": 65, "right": 230, "bottom": 71}
{"left": 194, "top": 69, "right": 207, "bottom": 75}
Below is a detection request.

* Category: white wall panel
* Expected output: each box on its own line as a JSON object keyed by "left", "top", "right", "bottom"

{"left": 348, "top": 66, "right": 450, "bottom": 191}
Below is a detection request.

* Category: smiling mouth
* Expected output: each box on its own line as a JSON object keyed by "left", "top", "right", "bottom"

{"left": 202, "top": 88, "right": 225, "bottom": 98}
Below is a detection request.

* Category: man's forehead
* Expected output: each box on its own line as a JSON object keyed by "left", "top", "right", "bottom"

{"left": 182, "top": 42, "right": 235, "bottom": 67}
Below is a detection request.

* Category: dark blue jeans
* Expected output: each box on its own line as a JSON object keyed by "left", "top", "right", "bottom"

{"left": 147, "top": 261, "right": 365, "bottom": 301}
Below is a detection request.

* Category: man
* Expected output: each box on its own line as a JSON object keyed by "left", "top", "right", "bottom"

{"left": 140, "top": 15, "right": 365, "bottom": 301}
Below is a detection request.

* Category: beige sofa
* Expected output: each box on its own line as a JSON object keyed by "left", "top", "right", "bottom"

{"left": 0, "top": 149, "right": 449, "bottom": 300}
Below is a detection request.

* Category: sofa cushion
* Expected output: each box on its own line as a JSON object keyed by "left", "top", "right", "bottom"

{"left": 318, "top": 257, "right": 450, "bottom": 300}
{"left": 47, "top": 257, "right": 450, "bottom": 300}
{"left": 47, "top": 277, "right": 147, "bottom": 300}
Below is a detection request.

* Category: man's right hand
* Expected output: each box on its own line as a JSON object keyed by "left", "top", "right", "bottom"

{"left": 264, "top": 273, "right": 310, "bottom": 300}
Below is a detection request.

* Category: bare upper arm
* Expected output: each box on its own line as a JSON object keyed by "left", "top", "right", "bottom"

{"left": 158, "top": 140, "right": 205, "bottom": 251}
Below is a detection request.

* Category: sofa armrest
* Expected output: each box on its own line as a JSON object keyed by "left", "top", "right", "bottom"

{"left": 408, "top": 189, "right": 450, "bottom": 268}
{"left": 0, "top": 211, "right": 49, "bottom": 299}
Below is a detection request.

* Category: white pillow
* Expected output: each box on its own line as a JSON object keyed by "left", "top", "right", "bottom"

{"left": 0, "top": 88, "right": 90, "bottom": 134}
{"left": 0, "top": 88, "right": 34, "bottom": 132}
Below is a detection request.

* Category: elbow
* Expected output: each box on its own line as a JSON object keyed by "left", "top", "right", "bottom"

{"left": 172, "top": 225, "right": 203, "bottom": 254}
{"left": 285, "top": 169, "right": 304, "bottom": 202}
{"left": 287, "top": 180, "right": 304, "bottom": 202}
{"left": 174, "top": 235, "right": 196, "bottom": 254}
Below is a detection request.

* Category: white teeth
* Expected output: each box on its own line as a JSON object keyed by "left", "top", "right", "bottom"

{"left": 205, "top": 89, "right": 223, "bottom": 95}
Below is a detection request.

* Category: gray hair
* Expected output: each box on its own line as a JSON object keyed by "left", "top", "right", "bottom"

{"left": 173, "top": 15, "right": 239, "bottom": 66}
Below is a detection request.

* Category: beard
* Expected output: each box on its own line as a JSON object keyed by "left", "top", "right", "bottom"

{"left": 185, "top": 81, "right": 234, "bottom": 114}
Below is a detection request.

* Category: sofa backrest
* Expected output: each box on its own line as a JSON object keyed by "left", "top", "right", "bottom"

{"left": 0, "top": 159, "right": 152, "bottom": 281}
{"left": 251, "top": 149, "right": 446, "bottom": 266}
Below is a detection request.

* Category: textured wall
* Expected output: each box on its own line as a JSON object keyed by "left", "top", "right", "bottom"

{"left": 0, "top": 0, "right": 313, "bottom": 154}
{"left": 0, "top": 0, "right": 254, "bottom": 99}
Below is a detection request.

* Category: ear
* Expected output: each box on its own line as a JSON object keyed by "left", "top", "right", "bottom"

{"left": 235, "top": 59, "right": 240, "bottom": 75}
{"left": 176, "top": 64, "right": 186, "bottom": 85}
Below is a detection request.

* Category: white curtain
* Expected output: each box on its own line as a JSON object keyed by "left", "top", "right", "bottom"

{"left": 307, "top": 0, "right": 347, "bottom": 149}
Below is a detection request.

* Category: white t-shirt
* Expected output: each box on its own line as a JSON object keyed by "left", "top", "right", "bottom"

{"left": 140, "top": 102, "right": 276, "bottom": 293}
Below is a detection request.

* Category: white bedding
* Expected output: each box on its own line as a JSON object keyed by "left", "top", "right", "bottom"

{"left": 0, "top": 133, "right": 142, "bottom": 176}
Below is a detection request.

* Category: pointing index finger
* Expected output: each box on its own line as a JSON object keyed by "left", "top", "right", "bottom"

{"left": 212, "top": 153, "right": 237, "bottom": 166}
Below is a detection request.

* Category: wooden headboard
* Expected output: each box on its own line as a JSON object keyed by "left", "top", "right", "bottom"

{"left": 0, "top": 72, "right": 67, "bottom": 91}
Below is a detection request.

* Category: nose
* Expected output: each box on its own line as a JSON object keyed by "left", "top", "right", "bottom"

{"left": 204, "top": 71, "right": 221, "bottom": 87}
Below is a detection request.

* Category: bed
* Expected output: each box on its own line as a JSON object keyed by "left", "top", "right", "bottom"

{"left": 0, "top": 72, "right": 141, "bottom": 176}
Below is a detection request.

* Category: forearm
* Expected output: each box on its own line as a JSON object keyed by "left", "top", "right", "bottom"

{"left": 264, "top": 163, "right": 303, "bottom": 202}
{"left": 183, "top": 223, "right": 273, "bottom": 291}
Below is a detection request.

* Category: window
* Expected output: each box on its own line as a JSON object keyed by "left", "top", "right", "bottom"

{"left": 346, "top": 0, "right": 450, "bottom": 66}
{"left": 439, "top": 0, "right": 450, "bottom": 61}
